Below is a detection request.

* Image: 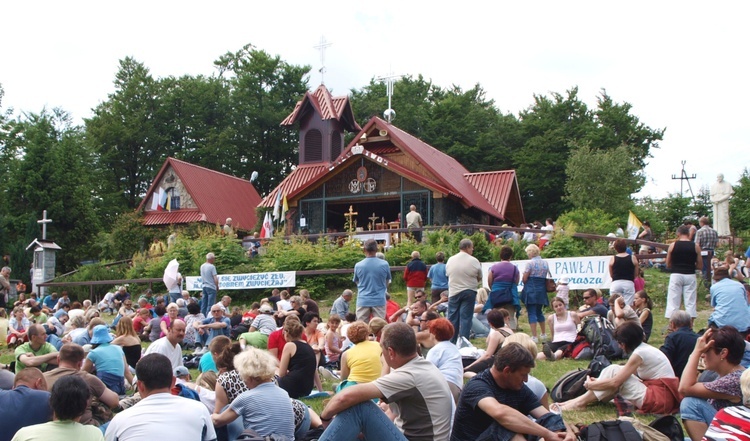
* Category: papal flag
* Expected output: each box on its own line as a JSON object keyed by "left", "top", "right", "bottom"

{"left": 627, "top": 211, "right": 642, "bottom": 240}
{"left": 281, "top": 194, "right": 288, "bottom": 222}
{"left": 272, "top": 191, "right": 282, "bottom": 221}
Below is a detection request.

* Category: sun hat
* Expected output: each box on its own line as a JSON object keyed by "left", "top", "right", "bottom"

{"left": 259, "top": 304, "right": 274, "bottom": 314}
{"left": 559, "top": 277, "right": 569, "bottom": 285}
{"left": 90, "top": 324, "right": 114, "bottom": 345}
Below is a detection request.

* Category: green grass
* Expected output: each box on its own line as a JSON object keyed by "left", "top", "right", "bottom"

{"left": 0, "top": 267, "right": 714, "bottom": 426}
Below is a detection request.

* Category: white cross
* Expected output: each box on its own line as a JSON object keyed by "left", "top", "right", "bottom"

{"left": 376, "top": 69, "right": 403, "bottom": 122}
{"left": 37, "top": 210, "right": 52, "bottom": 240}
{"left": 313, "top": 35, "right": 333, "bottom": 85}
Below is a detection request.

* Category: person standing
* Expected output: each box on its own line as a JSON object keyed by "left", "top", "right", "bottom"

{"left": 522, "top": 244, "right": 550, "bottom": 343}
{"left": 609, "top": 239, "right": 640, "bottom": 306}
{"left": 405, "top": 204, "right": 423, "bottom": 243}
{"left": 0, "top": 266, "right": 11, "bottom": 311}
{"left": 428, "top": 252, "right": 449, "bottom": 304}
{"left": 696, "top": 216, "right": 719, "bottom": 289}
{"left": 403, "top": 251, "right": 427, "bottom": 306}
{"left": 446, "top": 239, "right": 482, "bottom": 343}
{"left": 665, "top": 225, "right": 702, "bottom": 321}
{"left": 200, "top": 253, "right": 219, "bottom": 317}
{"left": 352, "top": 239, "right": 391, "bottom": 322}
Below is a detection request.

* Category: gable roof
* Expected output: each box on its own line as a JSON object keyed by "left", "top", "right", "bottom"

{"left": 259, "top": 163, "right": 328, "bottom": 207}
{"left": 138, "top": 158, "right": 262, "bottom": 231}
{"left": 280, "top": 84, "right": 361, "bottom": 132}
{"left": 349, "top": 117, "right": 511, "bottom": 219}
{"left": 464, "top": 171, "right": 525, "bottom": 225}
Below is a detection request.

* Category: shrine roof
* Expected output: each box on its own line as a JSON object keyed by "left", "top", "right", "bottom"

{"left": 351, "top": 117, "right": 508, "bottom": 219}
{"left": 259, "top": 164, "right": 329, "bottom": 208}
{"left": 464, "top": 171, "right": 521, "bottom": 221}
{"left": 138, "top": 158, "right": 262, "bottom": 231}
{"left": 281, "top": 85, "right": 361, "bottom": 132}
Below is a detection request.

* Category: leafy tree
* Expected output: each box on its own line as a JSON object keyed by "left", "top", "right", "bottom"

{"left": 564, "top": 144, "right": 642, "bottom": 217}
{"left": 86, "top": 57, "right": 168, "bottom": 212}
{"left": 729, "top": 168, "right": 750, "bottom": 233}
{"left": 691, "top": 186, "right": 712, "bottom": 219}
{"left": 656, "top": 193, "right": 692, "bottom": 233}
{"left": 214, "top": 44, "right": 310, "bottom": 195}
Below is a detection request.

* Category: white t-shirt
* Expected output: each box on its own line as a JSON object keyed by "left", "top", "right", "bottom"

{"left": 143, "top": 338, "right": 183, "bottom": 369}
{"left": 632, "top": 343, "right": 675, "bottom": 380}
{"left": 105, "top": 393, "right": 216, "bottom": 441}
{"left": 425, "top": 341, "right": 463, "bottom": 389}
{"left": 276, "top": 299, "right": 292, "bottom": 311}
{"left": 525, "top": 375, "right": 547, "bottom": 401}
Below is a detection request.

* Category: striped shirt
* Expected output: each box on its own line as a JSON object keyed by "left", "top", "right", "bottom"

{"left": 230, "top": 382, "right": 294, "bottom": 439}
{"left": 704, "top": 405, "right": 750, "bottom": 441}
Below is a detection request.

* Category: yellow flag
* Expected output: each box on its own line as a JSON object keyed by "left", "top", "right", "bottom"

{"left": 627, "top": 211, "right": 642, "bottom": 239}
{"left": 281, "top": 194, "right": 288, "bottom": 222}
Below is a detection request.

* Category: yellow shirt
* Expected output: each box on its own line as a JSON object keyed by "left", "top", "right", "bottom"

{"left": 346, "top": 340, "right": 382, "bottom": 383}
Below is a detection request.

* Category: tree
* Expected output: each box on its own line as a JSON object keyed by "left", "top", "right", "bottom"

{"left": 564, "top": 144, "right": 642, "bottom": 217}
{"left": 729, "top": 168, "right": 750, "bottom": 233}
{"left": 214, "top": 45, "right": 310, "bottom": 195}
{"left": 85, "top": 57, "right": 168, "bottom": 213}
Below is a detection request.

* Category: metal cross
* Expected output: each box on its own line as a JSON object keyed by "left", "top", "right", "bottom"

{"left": 37, "top": 210, "right": 52, "bottom": 240}
{"left": 376, "top": 69, "right": 403, "bottom": 121}
{"left": 314, "top": 35, "right": 333, "bottom": 85}
{"left": 368, "top": 212, "right": 379, "bottom": 230}
{"left": 344, "top": 205, "right": 358, "bottom": 233}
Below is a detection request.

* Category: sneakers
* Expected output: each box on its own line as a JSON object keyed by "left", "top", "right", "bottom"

{"left": 542, "top": 343, "right": 556, "bottom": 361}
{"left": 531, "top": 336, "right": 539, "bottom": 343}
{"left": 319, "top": 366, "right": 339, "bottom": 381}
{"left": 540, "top": 334, "right": 548, "bottom": 342}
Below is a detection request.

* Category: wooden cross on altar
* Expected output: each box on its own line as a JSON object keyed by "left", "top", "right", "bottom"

{"left": 344, "top": 205, "right": 358, "bottom": 233}
{"left": 368, "top": 212, "right": 379, "bottom": 231}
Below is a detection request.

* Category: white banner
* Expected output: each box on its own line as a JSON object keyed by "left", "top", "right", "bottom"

{"left": 481, "top": 255, "right": 612, "bottom": 290}
{"left": 186, "top": 271, "right": 296, "bottom": 291}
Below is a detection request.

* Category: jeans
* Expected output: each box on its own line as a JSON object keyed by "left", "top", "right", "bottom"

{"left": 477, "top": 412, "right": 565, "bottom": 441}
{"left": 527, "top": 304, "right": 545, "bottom": 324}
{"left": 680, "top": 396, "right": 717, "bottom": 424}
{"left": 169, "top": 290, "right": 181, "bottom": 304}
{"left": 449, "top": 289, "right": 476, "bottom": 343}
{"left": 318, "top": 400, "right": 407, "bottom": 441}
{"left": 294, "top": 402, "right": 312, "bottom": 440}
{"left": 200, "top": 287, "right": 217, "bottom": 317}
{"left": 702, "top": 250, "right": 714, "bottom": 287}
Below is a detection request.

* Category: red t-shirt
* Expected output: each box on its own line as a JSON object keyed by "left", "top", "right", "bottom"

{"left": 267, "top": 329, "right": 307, "bottom": 360}
{"left": 132, "top": 315, "right": 149, "bottom": 333}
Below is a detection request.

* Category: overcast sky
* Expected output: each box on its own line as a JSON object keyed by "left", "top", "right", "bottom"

{"left": 2, "top": 1, "right": 748, "bottom": 199}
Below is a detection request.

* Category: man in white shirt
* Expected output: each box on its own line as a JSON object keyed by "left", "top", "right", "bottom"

{"left": 144, "top": 320, "right": 185, "bottom": 370}
{"left": 445, "top": 239, "right": 482, "bottom": 343}
{"left": 105, "top": 353, "right": 216, "bottom": 441}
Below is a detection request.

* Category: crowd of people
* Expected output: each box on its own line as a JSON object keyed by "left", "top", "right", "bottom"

{"left": 2, "top": 218, "right": 750, "bottom": 441}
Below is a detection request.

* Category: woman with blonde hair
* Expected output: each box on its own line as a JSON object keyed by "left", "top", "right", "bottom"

{"left": 522, "top": 244, "right": 550, "bottom": 342}
{"left": 112, "top": 316, "right": 142, "bottom": 370}
{"left": 211, "top": 348, "right": 295, "bottom": 440}
{"left": 368, "top": 317, "right": 387, "bottom": 341}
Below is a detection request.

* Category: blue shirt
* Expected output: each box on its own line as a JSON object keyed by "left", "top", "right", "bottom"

{"left": 353, "top": 256, "right": 391, "bottom": 308}
{"left": 0, "top": 385, "right": 52, "bottom": 441}
{"left": 87, "top": 343, "right": 125, "bottom": 375}
{"left": 200, "top": 263, "right": 218, "bottom": 290}
{"left": 230, "top": 382, "right": 294, "bottom": 439}
{"left": 201, "top": 316, "right": 230, "bottom": 346}
{"left": 42, "top": 295, "right": 57, "bottom": 310}
{"left": 199, "top": 352, "right": 217, "bottom": 373}
{"left": 710, "top": 278, "right": 750, "bottom": 331}
{"left": 427, "top": 262, "right": 448, "bottom": 290}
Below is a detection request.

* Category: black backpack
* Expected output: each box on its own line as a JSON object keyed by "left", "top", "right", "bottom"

{"left": 236, "top": 429, "right": 291, "bottom": 441}
{"left": 581, "top": 316, "right": 623, "bottom": 359}
{"left": 648, "top": 416, "right": 684, "bottom": 441}
{"left": 588, "top": 354, "right": 612, "bottom": 378}
{"left": 550, "top": 368, "right": 590, "bottom": 402}
{"left": 580, "top": 420, "right": 642, "bottom": 441}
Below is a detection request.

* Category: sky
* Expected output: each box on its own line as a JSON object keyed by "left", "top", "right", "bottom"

{"left": 2, "top": 1, "right": 748, "bottom": 199}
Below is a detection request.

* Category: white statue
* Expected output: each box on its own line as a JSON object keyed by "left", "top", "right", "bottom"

{"left": 710, "top": 173, "right": 734, "bottom": 236}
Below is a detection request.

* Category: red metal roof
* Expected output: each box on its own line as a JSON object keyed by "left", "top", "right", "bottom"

{"left": 138, "top": 158, "right": 262, "bottom": 231}
{"left": 142, "top": 209, "right": 206, "bottom": 226}
{"left": 352, "top": 118, "right": 510, "bottom": 220}
{"left": 280, "top": 85, "right": 361, "bottom": 132}
{"left": 464, "top": 171, "right": 519, "bottom": 220}
{"left": 259, "top": 164, "right": 328, "bottom": 207}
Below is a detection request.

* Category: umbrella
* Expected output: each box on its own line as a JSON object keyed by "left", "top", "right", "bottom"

{"left": 163, "top": 259, "right": 180, "bottom": 290}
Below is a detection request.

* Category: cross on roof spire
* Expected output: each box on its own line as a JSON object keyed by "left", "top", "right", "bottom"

{"left": 37, "top": 210, "right": 52, "bottom": 240}
{"left": 376, "top": 68, "right": 403, "bottom": 123}
{"left": 313, "top": 35, "right": 333, "bottom": 85}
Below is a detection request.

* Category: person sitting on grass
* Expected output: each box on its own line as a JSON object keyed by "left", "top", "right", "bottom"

{"left": 451, "top": 342, "right": 574, "bottom": 441}
{"left": 538, "top": 297, "right": 580, "bottom": 362}
{"left": 337, "top": 321, "right": 383, "bottom": 391}
{"left": 606, "top": 292, "right": 641, "bottom": 329}
{"left": 679, "top": 327, "right": 746, "bottom": 441}
{"left": 557, "top": 321, "right": 680, "bottom": 415}
{"left": 8, "top": 307, "right": 30, "bottom": 348}
{"left": 704, "top": 368, "right": 750, "bottom": 441}
{"left": 12, "top": 375, "right": 104, "bottom": 441}
{"left": 633, "top": 290, "right": 653, "bottom": 342}
{"left": 464, "top": 309, "right": 513, "bottom": 377}
{"left": 660, "top": 310, "right": 700, "bottom": 378}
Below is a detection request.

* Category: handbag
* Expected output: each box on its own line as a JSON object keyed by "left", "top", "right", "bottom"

{"left": 490, "top": 286, "right": 513, "bottom": 307}
{"left": 546, "top": 278, "right": 557, "bottom": 293}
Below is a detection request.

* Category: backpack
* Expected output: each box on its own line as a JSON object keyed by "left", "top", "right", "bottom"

{"left": 580, "top": 420, "right": 642, "bottom": 441}
{"left": 648, "top": 415, "right": 684, "bottom": 441}
{"left": 550, "top": 368, "right": 590, "bottom": 402}
{"left": 581, "top": 316, "right": 623, "bottom": 359}
{"left": 588, "top": 354, "right": 612, "bottom": 378}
